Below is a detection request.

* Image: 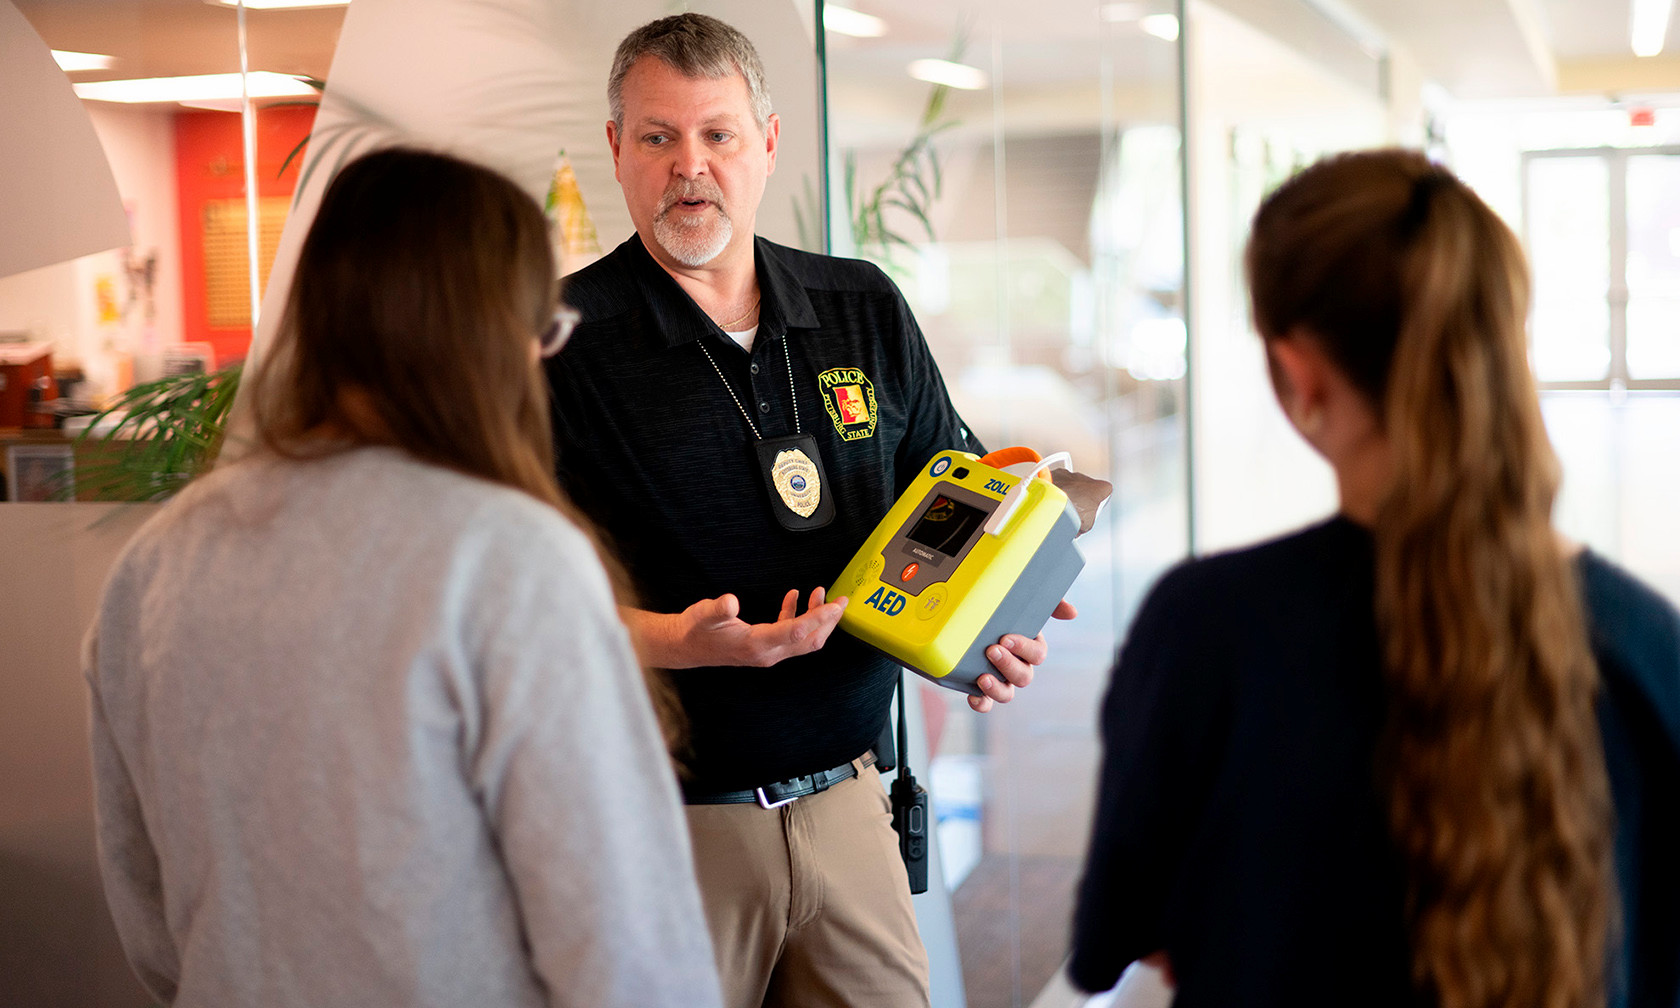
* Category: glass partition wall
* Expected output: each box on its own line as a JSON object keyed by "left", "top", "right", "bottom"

{"left": 822, "top": 2, "right": 1189, "bottom": 1003}
{"left": 2, "top": 3, "right": 342, "bottom": 1003}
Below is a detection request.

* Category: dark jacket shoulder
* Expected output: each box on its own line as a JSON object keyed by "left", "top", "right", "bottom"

{"left": 1580, "top": 551, "right": 1680, "bottom": 758}
{"left": 1149, "top": 516, "right": 1372, "bottom": 609}
{"left": 558, "top": 237, "right": 646, "bottom": 319}
{"left": 754, "top": 237, "right": 897, "bottom": 295}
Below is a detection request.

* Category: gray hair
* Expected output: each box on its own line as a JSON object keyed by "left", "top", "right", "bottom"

{"left": 608, "top": 13, "right": 772, "bottom": 134}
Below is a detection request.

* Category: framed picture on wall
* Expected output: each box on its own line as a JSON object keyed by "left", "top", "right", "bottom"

{"left": 6, "top": 444, "right": 75, "bottom": 502}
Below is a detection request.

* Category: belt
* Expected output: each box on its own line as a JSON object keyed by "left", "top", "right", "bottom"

{"left": 683, "top": 755, "right": 870, "bottom": 810}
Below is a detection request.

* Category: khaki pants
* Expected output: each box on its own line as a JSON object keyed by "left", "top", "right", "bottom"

{"left": 684, "top": 760, "right": 931, "bottom": 1008}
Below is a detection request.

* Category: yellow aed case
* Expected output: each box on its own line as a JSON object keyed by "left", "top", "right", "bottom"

{"left": 830, "top": 451, "right": 1085, "bottom": 696}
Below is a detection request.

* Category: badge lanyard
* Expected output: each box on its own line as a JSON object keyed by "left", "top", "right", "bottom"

{"left": 697, "top": 335, "right": 836, "bottom": 531}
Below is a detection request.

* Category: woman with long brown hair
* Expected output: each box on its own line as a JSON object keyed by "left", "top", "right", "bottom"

{"left": 85, "top": 148, "right": 721, "bottom": 1008}
{"left": 1069, "top": 148, "right": 1679, "bottom": 1007}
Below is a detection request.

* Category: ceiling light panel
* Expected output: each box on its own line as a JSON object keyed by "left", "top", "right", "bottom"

{"left": 1631, "top": 0, "right": 1674, "bottom": 56}
{"left": 205, "top": 0, "right": 349, "bottom": 9}
{"left": 1140, "top": 13, "right": 1180, "bottom": 41}
{"left": 907, "top": 58, "right": 989, "bottom": 90}
{"left": 825, "top": 6, "right": 887, "bottom": 38}
{"left": 74, "top": 71, "right": 316, "bottom": 104}
{"left": 52, "top": 51, "right": 116, "bottom": 72}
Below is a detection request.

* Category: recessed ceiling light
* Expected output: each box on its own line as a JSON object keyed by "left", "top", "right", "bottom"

{"left": 52, "top": 50, "right": 116, "bottom": 72}
{"left": 205, "top": 0, "right": 349, "bottom": 9}
{"left": 824, "top": 6, "right": 887, "bottom": 38}
{"left": 1139, "top": 14, "right": 1180, "bottom": 42}
{"left": 1631, "top": 0, "right": 1673, "bottom": 57}
{"left": 908, "top": 58, "right": 989, "bottom": 91}
{"left": 73, "top": 71, "right": 316, "bottom": 104}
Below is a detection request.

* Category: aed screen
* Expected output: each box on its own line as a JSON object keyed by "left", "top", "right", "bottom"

{"left": 905, "top": 494, "right": 987, "bottom": 556}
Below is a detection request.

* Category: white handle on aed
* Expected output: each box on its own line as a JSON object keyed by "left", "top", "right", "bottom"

{"left": 983, "top": 452, "right": 1072, "bottom": 536}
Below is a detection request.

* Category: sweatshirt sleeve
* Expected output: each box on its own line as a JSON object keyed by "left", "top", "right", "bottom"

{"left": 84, "top": 628, "right": 181, "bottom": 1004}
{"left": 461, "top": 506, "right": 722, "bottom": 1008}
{"left": 1067, "top": 564, "right": 1224, "bottom": 993}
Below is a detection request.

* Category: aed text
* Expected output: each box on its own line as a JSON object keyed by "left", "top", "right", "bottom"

{"left": 864, "top": 587, "right": 908, "bottom": 616}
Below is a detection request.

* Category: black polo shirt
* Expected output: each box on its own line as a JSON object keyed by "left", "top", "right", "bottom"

{"left": 546, "top": 234, "right": 980, "bottom": 790}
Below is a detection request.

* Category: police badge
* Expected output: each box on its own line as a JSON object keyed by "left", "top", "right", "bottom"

{"left": 770, "top": 447, "right": 821, "bottom": 517}
{"left": 754, "top": 434, "right": 835, "bottom": 530}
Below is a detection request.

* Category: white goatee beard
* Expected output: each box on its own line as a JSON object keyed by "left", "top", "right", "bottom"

{"left": 654, "top": 209, "right": 733, "bottom": 267}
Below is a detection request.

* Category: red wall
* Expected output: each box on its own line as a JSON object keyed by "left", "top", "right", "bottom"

{"left": 173, "top": 104, "right": 315, "bottom": 366}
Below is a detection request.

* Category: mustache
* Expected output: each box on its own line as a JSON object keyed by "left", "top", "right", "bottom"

{"left": 656, "top": 179, "right": 727, "bottom": 217}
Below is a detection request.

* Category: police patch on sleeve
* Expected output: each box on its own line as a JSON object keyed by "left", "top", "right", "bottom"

{"left": 819, "top": 367, "right": 878, "bottom": 441}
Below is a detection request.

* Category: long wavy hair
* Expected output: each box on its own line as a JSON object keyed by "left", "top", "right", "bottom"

{"left": 249, "top": 147, "right": 685, "bottom": 753}
{"left": 1246, "top": 149, "right": 1613, "bottom": 1008}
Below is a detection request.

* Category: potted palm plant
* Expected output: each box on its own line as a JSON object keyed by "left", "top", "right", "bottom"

{"left": 68, "top": 363, "right": 241, "bottom": 501}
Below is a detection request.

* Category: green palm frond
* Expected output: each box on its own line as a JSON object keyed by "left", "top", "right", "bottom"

{"left": 273, "top": 77, "right": 327, "bottom": 180}
{"left": 72, "top": 364, "right": 242, "bottom": 501}
{"left": 848, "top": 32, "right": 967, "bottom": 259}
{"left": 793, "top": 31, "right": 967, "bottom": 260}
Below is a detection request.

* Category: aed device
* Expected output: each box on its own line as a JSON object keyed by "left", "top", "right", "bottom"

{"left": 830, "top": 450, "right": 1084, "bottom": 696}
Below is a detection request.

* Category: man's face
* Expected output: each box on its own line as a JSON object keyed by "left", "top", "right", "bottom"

{"left": 607, "top": 56, "right": 779, "bottom": 272}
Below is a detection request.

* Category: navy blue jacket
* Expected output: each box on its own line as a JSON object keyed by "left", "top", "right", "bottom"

{"left": 1070, "top": 516, "right": 1680, "bottom": 1007}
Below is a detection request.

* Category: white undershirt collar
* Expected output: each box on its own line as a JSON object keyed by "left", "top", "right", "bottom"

{"left": 725, "top": 325, "right": 759, "bottom": 352}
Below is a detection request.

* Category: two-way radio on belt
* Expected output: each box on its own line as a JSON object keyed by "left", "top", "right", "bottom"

{"left": 889, "top": 671, "right": 930, "bottom": 894}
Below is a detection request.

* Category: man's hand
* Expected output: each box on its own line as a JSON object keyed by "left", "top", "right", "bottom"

{"left": 624, "top": 588, "right": 847, "bottom": 669}
{"left": 968, "top": 599, "right": 1078, "bottom": 712}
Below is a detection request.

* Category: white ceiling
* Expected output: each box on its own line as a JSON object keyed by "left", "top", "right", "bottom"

{"left": 14, "top": 0, "right": 344, "bottom": 82}
{"left": 1344, "top": 0, "right": 1680, "bottom": 99}
{"left": 13, "top": 0, "right": 1680, "bottom": 103}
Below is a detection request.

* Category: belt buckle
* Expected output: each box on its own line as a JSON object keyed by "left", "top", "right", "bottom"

{"left": 755, "top": 786, "right": 799, "bottom": 810}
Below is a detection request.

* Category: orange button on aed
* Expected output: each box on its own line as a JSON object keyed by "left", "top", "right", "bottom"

{"left": 900, "top": 562, "right": 919, "bottom": 582}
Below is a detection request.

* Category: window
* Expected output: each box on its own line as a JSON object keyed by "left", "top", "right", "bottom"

{"left": 1525, "top": 146, "right": 1680, "bottom": 390}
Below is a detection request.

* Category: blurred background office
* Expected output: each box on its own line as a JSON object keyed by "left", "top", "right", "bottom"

{"left": 2, "top": 1, "right": 1676, "bottom": 1005}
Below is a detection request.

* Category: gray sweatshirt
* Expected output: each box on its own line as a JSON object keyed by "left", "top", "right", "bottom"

{"left": 85, "top": 446, "right": 721, "bottom": 1008}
